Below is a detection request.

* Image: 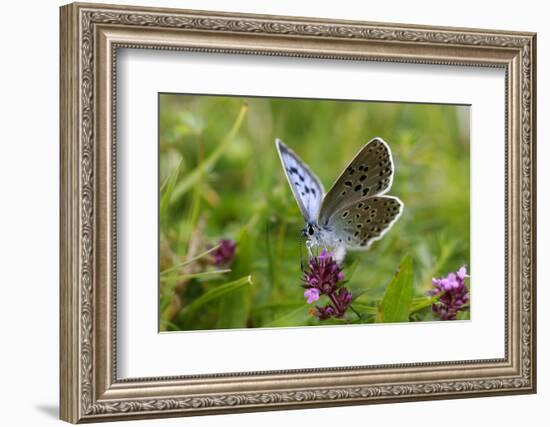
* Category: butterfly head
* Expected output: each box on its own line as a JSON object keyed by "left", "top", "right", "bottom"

{"left": 303, "top": 222, "right": 318, "bottom": 239}
{"left": 302, "top": 222, "right": 327, "bottom": 249}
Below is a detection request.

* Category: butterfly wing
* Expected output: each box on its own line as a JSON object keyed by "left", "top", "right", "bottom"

{"left": 275, "top": 139, "right": 325, "bottom": 222}
{"left": 318, "top": 137, "right": 395, "bottom": 227}
{"left": 325, "top": 195, "right": 403, "bottom": 249}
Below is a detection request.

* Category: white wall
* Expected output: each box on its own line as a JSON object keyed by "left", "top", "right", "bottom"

{"left": 0, "top": 0, "right": 546, "bottom": 425}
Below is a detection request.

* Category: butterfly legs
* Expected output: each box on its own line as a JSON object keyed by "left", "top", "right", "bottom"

{"left": 305, "top": 238, "right": 317, "bottom": 258}
{"left": 305, "top": 238, "right": 346, "bottom": 265}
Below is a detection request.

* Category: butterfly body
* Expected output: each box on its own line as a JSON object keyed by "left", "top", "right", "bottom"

{"left": 303, "top": 222, "right": 339, "bottom": 247}
{"left": 276, "top": 138, "right": 403, "bottom": 259}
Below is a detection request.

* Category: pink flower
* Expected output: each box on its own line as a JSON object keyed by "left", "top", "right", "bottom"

{"left": 304, "top": 288, "right": 320, "bottom": 304}
{"left": 302, "top": 249, "right": 352, "bottom": 320}
{"left": 457, "top": 266, "right": 468, "bottom": 280}
{"left": 428, "top": 265, "right": 470, "bottom": 320}
{"left": 315, "top": 304, "right": 336, "bottom": 320}
{"left": 303, "top": 249, "right": 344, "bottom": 296}
{"left": 211, "top": 239, "right": 236, "bottom": 266}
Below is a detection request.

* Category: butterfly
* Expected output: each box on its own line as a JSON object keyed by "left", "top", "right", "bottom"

{"left": 275, "top": 137, "right": 403, "bottom": 260}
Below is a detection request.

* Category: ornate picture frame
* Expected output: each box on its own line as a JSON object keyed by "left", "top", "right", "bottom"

{"left": 60, "top": 2, "right": 536, "bottom": 423}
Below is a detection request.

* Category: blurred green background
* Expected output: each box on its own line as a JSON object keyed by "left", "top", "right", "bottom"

{"left": 159, "top": 94, "right": 470, "bottom": 331}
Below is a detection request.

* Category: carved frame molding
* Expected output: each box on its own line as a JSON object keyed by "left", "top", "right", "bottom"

{"left": 60, "top": 2, "right": 536, "bottom": 423}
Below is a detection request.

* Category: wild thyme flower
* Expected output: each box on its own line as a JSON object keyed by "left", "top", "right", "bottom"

{"left": 428, "top": 265, "right": 470, "bottom": 320}
{"left": 331, "top": 287, "right": 353, "bottom": 316}
{"left": 302, "top": 249, "right": 352, "bottom": 320}
{"left": 211, "top": 239, "right": 236, "bottom": 266}
{"left": 315, "top": 304, "right": 336, "bottom": 320}
{"left": 303, "top": 249, "right": 344, "bottom": 295}
{"left": 304, "top": 288, "right": 320, "bottom": 304}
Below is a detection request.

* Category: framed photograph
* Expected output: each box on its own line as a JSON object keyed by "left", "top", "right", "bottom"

{"left": 60, "top": 2, "right": 537, "bottom": 423}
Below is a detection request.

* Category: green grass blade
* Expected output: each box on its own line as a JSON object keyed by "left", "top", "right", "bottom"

{"left": 161, "top": 269, "right": 231, "bottom": 284}
{"left": 251, "top": 302, "right": 305, "bottom": 313}
{"left": 178, "top": 275, "right": 253, "bottom": 321}
{"left": 159, "top": 318, "right": 181, "bottom": 331}
{"left": 422, "top": 239, "right": 457, "bottom": 288}
{"left": 377, "top": 256, "right": 414, "bottom": 323}
{"left": 216, "top": 228, "right": 253, "bottom": 329}
{"left": 160, "top": 244, "right": 221, "bottom": 276}
{"left": 410, "top": 293, "right": 441, "bottom": 313}
{"left": 264, "top": 221, "right": 275, "bottom": 294}
{"left": 172, "top": 103, "right": 248, "bottom": 200}
{"left": 344, "top": 258, "right": 361, "bottom": 281}
{"left": 159, "top": 160, "right": 182, "bottom": 218}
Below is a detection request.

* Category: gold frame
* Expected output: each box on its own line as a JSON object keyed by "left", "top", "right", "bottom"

{"left": 60, "top": 2, "right": 537, "bottom": 423}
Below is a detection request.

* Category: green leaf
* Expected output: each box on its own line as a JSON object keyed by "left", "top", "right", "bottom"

{"left": 456, "top": 309, "right": 470, "bottom": 320}
{"left": 349, "top": 301, "right": 377, "bottom": 315}
{"left": 409, "top": 293, "right": 441, "bottom": 313}
{"left": 263, "top": 304, "right": 310, "bottom": 327}
{"left": 178, "top": 275, "right": 253, "bottom": 322}
{"left": 377, "top": 256, "right": 414, "bottom": 323}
